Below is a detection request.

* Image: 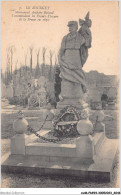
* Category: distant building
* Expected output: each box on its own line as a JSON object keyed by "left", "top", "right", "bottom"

{"left": 85, "top": 71, "right": 118, "bottom": 102}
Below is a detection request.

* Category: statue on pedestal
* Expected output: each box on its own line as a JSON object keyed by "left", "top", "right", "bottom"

{"left": 58, "top": 12, "right": 92, "bottom": 109}
{"left": 53, "top": 13, "right": 92, "bottom": 136}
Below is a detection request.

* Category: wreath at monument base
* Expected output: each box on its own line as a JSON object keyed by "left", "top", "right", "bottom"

{"left": 52, "top": 106, "right": 84, "bottom": 137}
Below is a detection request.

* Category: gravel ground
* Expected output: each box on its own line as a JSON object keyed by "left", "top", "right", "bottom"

{"left": 1, "top": 105, "right": 119, "bottom": 188}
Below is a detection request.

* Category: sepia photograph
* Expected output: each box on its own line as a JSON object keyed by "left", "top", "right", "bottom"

{"left": 1, "top": 1, "right": 120, "bottom": 190}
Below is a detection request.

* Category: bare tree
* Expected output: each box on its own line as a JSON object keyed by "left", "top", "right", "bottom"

{"left": 5, "top": 50, "right": 11, "bottom": 84}
{"left": 36, "top": 49, "right": 40, "bottom": 66}
{"left": 54, "top": 54, "right": 58, "bottom": 66}
{"left": 13, "top": 60, "right": 18, "bottom": 96}
{"left": 49, "top": 50, "right": 54, "bottom": 66}
{"left": 41, "top": 47, "right": 47, "bottom": 76}
{"left": 49, "top": 50, "right": 54, "bottom": 81}
{"left": 7, "top": 52, "right": 10, "bottom": 73}
{"left": 8, "top": 46, "right": 16, "bottom": 79}
{"left": 42, "top": 47, "right": 46, "bottom": 65}
{"left": 29, "top": 47, "right": 33, "bottom": 74}
{"left": 35, "top": 49, "right": 41, "bottom": 78}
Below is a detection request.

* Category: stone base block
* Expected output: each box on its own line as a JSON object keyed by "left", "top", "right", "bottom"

{"left": 25, "top": 132, "right": 105, "bottom": 159}
{"left": 2, "top": 138, "right": 119, "bottom": 182}
{"left": 26, "top": 143, "right": 76, "bottom": 157}
{"left": 25, "top": 131, "right": 105, "bottom": 156}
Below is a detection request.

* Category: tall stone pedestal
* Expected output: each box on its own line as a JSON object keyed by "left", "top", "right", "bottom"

{"left": 57, "top": 79, "right": 87, "bottom": 109}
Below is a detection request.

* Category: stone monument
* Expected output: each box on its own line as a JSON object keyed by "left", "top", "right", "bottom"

{"left": 50, "top": 13, "right": 95, "bottom": 151}
{"left": 2, "top": 13, "right": 118, "bottom": 183}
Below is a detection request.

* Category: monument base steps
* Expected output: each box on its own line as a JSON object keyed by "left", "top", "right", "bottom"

{"left": 1, "top": 131, "right": 118, "bottom": 182}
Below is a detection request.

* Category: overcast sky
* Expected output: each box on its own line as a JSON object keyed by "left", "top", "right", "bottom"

{"left": 1, "top": 1, "right": 119, "bottom": 75}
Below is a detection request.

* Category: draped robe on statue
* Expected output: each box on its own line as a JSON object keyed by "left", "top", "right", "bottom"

{"left": 59, "top": 32, "right": 87, "bottom": 91}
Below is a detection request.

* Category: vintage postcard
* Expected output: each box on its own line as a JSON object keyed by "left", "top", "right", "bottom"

{"left": 1, "top": 0, "right": 120, "bottom": 192}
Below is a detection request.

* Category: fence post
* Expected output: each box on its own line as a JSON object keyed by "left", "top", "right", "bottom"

{"left": 11, "top": 111, "right": 28, "bottom": 155}
{"left": 76, "top": 108, "right": 94, "bottom": 161}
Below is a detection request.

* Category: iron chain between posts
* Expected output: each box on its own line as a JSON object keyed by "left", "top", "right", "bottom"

{"left": 27, "top": 114, "right": 62, "bottom": 143}
{"left": 27, "top": 113, "right": 79, "bottom": 143}
{"left": 27, "top": 125, "right": 62, "bottom": 143}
